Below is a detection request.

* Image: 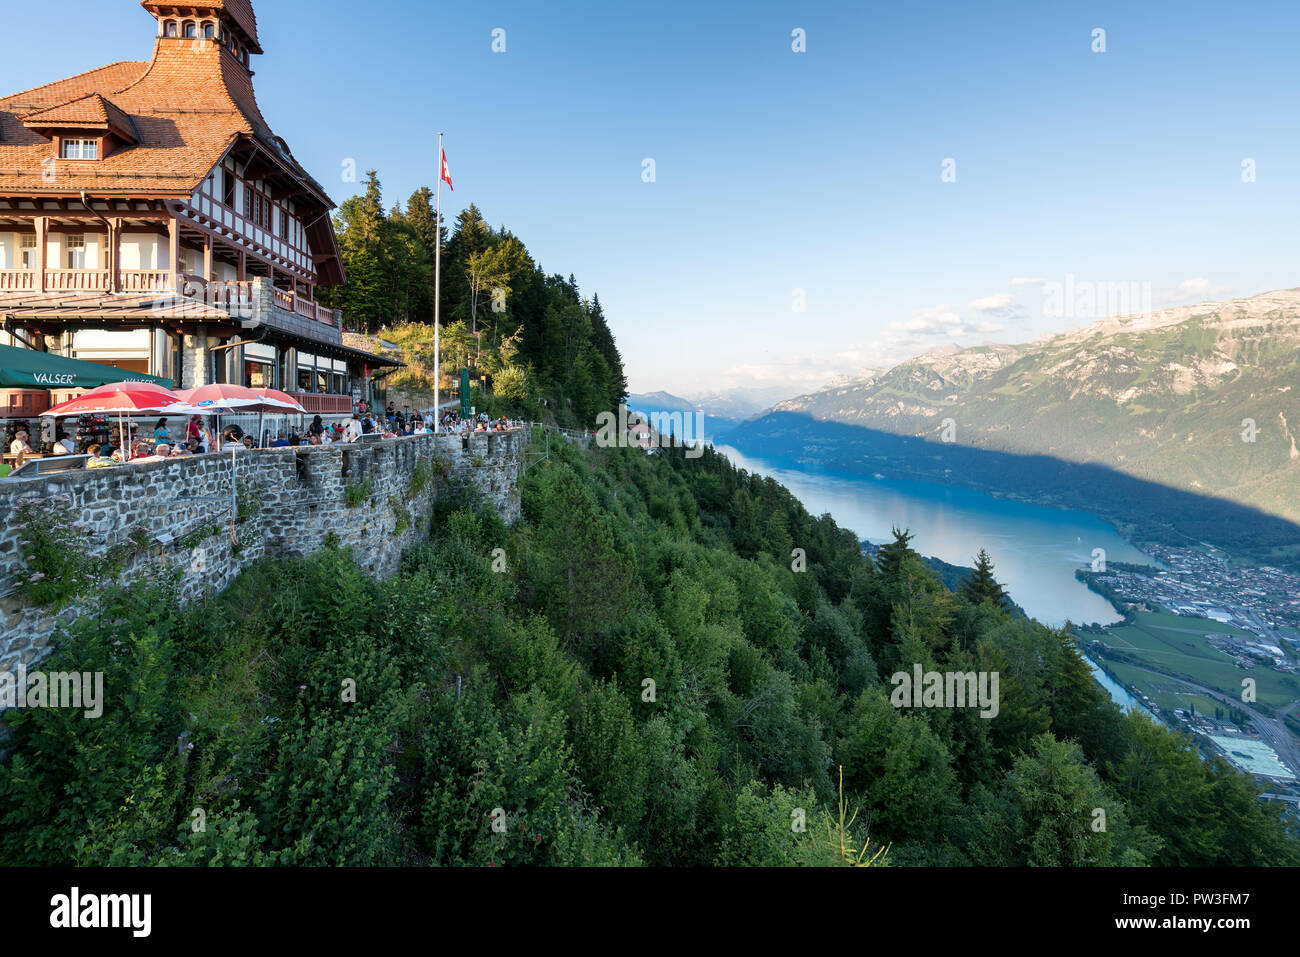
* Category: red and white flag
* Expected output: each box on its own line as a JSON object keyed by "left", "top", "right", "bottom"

{"left": 440, "top": 148, "right": 454, "bottom": 191}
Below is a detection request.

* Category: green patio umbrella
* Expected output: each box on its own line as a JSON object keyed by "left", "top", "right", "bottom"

{"left": 459, "top": 368, "right": 471, "bottom": 418}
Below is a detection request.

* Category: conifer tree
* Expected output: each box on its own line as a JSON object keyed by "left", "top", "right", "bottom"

{"left": 960, "top": 548, "right": 1011, "bottom": 611}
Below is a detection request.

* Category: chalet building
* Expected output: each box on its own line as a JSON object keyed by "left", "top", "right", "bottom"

{"left": 0, "top": 0, "right": 398, "bottom": 417}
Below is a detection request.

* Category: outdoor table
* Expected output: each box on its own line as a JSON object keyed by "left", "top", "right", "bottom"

{"left": 2, "top": 452, "right": 46, "bottom": 468}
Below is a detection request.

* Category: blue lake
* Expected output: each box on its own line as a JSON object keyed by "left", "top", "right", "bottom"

{"left": 717, "top": 445, "right": 1154, "bottom": 627}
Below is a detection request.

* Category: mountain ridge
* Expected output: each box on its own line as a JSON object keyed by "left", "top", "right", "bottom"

{"left": 725, "top": 289, "right": 1300, "bottom": 563}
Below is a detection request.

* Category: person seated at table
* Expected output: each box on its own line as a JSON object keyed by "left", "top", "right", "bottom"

{"left": 186, "top": 416, "right": 203, "bottom": 444}
{"left": 9, "top": 429, "right": 34, "bottom": 468}
{"left": 220, "top": 428, "right": 243, "bottom": 451}
{"left": 51, "top": 430, "right": 76, "bottom": 456}
{"left": 187, "top": 438, "right": 205, "bottom": 455}
{"left": 242, "top": 436, "right": 255, "bottom": 450}
{"left": 110, "top": 450, "right": 125, "bottom": 463}
{"left": 85, "top": 444, "right": 115, "bottom": 469}
{"left": 272, "top": 433, "right": 291, "bottom": 448}
{"left": 169, "top": 444, "right": 190, "bottom": 458}
{"left": 132, "top": 443, "right": 171, "bottom": 464}
{"left": 308, "top": 415, "right": 324, "bottom": 438}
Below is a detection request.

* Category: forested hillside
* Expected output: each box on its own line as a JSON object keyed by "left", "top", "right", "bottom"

{"left": 2, "top": 435, "right": 1297, "bottom": 866}
{"left": 320, "top": 172, "right": 626, "bottom": 426}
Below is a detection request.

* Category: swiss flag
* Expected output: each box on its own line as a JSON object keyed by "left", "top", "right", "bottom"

{"left": 440, "top": 148, "right": 454, "bottom": 191}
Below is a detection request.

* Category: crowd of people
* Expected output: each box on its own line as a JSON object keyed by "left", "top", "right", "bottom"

{"left": 2, "top": 403, "right": 521, "bottom": 475}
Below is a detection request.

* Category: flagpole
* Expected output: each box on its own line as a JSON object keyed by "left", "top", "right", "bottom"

{"left": 434, "top": 131, "right": 443, "bottom": 433}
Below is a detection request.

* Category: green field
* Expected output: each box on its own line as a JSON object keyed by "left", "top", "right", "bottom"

{"left": 1095, "top": 609, "right": 1300, "bottom": 710}
{"left": 1101, "top": 662, "right": 1232, "bottom": 718}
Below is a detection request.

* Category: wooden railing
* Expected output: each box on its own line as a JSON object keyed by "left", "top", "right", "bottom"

{"left": 0, "top": 269, "right": 175, "bottom": 293}
{"left": 44, "top": 269, "right": 111, "bottom": 291}
{"left": 0, "top": 269, "right": 344, "bottom": 327}
{"left": 272, "top": 286, "right": 335, "bottom": 326}
{"left": 0, "top": 270, "right": 35, "bottom": 291}
{"left": 118, "top": 269, "right": 172, "bottom": 291}
{"left": 291, "top": 393, "right": 352, "bottom": 414}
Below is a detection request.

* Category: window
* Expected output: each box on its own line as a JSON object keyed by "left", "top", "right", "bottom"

{"left": 222, "top": 168, "right": 235, "bottom": 207}
{"left": 202, "top": 22, "right": 215, "bottom": 39}
{"left": 245, "top": 360, "right": 272, "bottom": 389}
{"left": 182, "top": 22, "right": 197, "bottom": 39}
{"left": 297, "top": 353, "right": 316, "bottom": 392}
{"left": 20, "top": 235, "right": 37, "bottom": 270}
{"left": 164, "top": 20, "right": 178, "bottom": 38}
{"left": 244, "top": 184, "right": 253, "bottom": 219}
{"left": 61, "top": 139, "right": 98, "bottom": 160}
{"left": 280, "top": 207, "right": 290, "bottom": 241}
{"left": 66, "top": 235, "right": 86, "bottom": 269}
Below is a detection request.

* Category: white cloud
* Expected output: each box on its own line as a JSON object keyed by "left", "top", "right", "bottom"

{"left": 1166, "top": 277, "right": 1230, "bottom": 302}
{"left": 968, "top": 292, "right": 1015, "bottom": 312}
{"left": 716, "top": 347, "right": 880, "bottom": 394}
{"left": 891, "top": 305, "right": 963, "bottom": 335}
{"left": 1010, "top": 277, "right": 1048, "bottom": 286}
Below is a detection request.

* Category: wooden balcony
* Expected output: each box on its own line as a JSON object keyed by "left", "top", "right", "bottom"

{"left": 0, "top": 270, "right": 35, "bottom": 291}
{"left": 43, "top": 269, "right": 111, "bottom": 291}
{"left": 0, "top": 268, "right": 181, "bottom": 293}
{"left": 274, "top": 286, "right": 335, "bottom": 326}
{"left": 290, "top": 392, "right": 352, "bottom": 414}
{"left": 119, "top": 270, "right": 173, "bottom": 291}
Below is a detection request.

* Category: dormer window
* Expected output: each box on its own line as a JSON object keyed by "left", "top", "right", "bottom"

{"left": 164, "top": 20, "right": 178, "bottom": 38}
{"left": 203, "top": 22, "right": 216, "bottom": 39}
{"left": 183, "top": 22, "right": 197, "bottom": 39}
{"left": 61, "top": 138, "right": 98, "bottom": 160}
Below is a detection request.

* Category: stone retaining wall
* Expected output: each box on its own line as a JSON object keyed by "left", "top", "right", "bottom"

{"left": 0, "top": 430, "right": 526, "bottom": 681}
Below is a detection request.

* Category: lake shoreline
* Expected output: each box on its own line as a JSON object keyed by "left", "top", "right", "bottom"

{"left": 718, "top": 442, "right": 1153, "bottom": 628}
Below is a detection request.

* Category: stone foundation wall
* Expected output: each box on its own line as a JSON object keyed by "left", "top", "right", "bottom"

{"left": 0, "top": 430, "right": 525, "bottom": 681}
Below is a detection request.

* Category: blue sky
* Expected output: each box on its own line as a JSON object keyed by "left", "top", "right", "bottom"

{"left": 5, "top": 0, "right": 1300, "bottom": 397}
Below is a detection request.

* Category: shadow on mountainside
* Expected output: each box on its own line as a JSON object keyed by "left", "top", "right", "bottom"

{"left": 723, "top": 411, "right": 1300, "bottom": 572}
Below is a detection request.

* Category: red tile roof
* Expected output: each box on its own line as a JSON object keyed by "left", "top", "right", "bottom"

{"left": 21, "top": 93, "right": 139, "bottom": 143}
{"left": 0, "top": 36, "right": 327, "bottom": 202}
{"left": 1, "top": 61, "right": 149, "bottom": 114}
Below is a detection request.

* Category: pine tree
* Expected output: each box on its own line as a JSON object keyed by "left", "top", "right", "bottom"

{"left": 960, "top": 548, "right": 1011, "bottom": 611}
{"left": 874, "top": 527, "right": 916, "bottom": 586}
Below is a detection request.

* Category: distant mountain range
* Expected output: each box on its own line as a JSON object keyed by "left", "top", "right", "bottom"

{"left": 626, "top": 387, "right": 785, "bottom": 440}
{"left": 723, "top": 290, "right": 1300, "bottom": 568}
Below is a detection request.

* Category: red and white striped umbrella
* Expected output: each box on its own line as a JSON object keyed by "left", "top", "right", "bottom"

{"left": 43, "top": 386, "right": 186, "bottom": 417}
{"left": 176, "top": 383, "right": 275, "bottom": 413}
{"left": 251, "top": 388, "right": 307, "bottom": 413}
